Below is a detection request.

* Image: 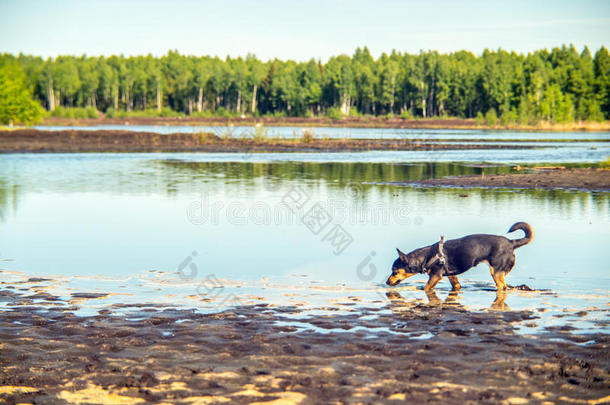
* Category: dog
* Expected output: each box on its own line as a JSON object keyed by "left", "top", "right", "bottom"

{"left": 386, "top": 222, "right": 533, "bottom": 291}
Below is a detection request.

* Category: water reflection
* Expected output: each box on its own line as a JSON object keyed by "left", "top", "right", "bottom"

{"left": 156, "top": 160, "right": 518, "bottom": 185}
{"left": 156, "top": 159, "right": 609, "bottom": 207}
{"left": 0, "top": 180, "right": 20, "bottom": 222}
{"left": 33, "top": 125, "right": 610, "bottom": 141}
{"left": 386, "top": 289, "right": 509, "bottom": 311}
{"left": 0, "top": 158, "right": 608, "bottom": 222}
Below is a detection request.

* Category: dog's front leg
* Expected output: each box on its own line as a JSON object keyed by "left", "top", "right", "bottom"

{"left": 424, "top": 270, "right": 443, "bottom": 291}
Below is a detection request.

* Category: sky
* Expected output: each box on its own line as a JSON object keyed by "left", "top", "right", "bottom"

{"left": 0, "top": 0, "right": 608, "bottom": 61}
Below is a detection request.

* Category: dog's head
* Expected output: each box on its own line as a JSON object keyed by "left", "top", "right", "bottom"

{"left": 386, "top": 248, "right": 418, "bottom": 286}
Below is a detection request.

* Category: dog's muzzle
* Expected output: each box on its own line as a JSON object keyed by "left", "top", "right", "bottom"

{"left": 386, "top": 276, "right": 398, "bottom": 286}
{"left": 386, "top": 271, "right": 414, "bottom": 286}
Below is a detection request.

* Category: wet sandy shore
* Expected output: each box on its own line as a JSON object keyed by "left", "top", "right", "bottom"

{"left": 406, "top": 168, "right": 610, "bottom": 192}
{"left": 1, "top": 285, "right": 608, "bottom": 404}
{"left": 0, "top": 129, "right": 538, "bottom": 153}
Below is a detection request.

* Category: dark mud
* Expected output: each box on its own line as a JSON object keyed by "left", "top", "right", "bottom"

{"left": 0, "top": 286, "right": 608, "bottom": 404}
{"left": 0, "top": 129, "right": 537, "bottom": 153}
{"left": 40, "top": 116, "right": 480, "bottom": 129}
{"left": 404, "top": 168, "right": 610, "bottom": 192}
{"left": 38, "top": 116, "right": 610, "bottom": 131}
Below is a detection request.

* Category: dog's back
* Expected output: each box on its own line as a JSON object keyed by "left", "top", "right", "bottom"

{"left": 442, "top": 234, "right": 511, "bottom": 275}
{"left": 437, "top": 222, "right": 533, "bottom": 276}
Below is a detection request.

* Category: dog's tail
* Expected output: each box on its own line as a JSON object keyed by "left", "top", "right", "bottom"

{"left": 508, "top": 222, "right": 534, "bottom": 249}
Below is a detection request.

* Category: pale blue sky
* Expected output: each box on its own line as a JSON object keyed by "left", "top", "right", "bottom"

{"left": 1, "top": 0, "right": 608, "bottom": 61}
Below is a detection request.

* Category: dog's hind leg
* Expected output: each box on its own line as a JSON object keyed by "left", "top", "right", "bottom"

{"left": 448, "top": 275, "right": 461, "bottom": 290}
{"left": 488, "top": 260, "right": 508, "bottom": 291}
{"left": 498, "top": 272, "right": 508, "bottom": 290}
{"left": 492, "top": 270, "right": 508, "bottom": 291}
{"left": 494, "top": 254, "right": 515, "bottom": 290}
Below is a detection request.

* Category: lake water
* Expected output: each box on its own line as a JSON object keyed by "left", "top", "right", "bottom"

{"left": 1, "top": 133, "right": 609, "bottom": 335}
{"left": 30, "top": 125, "right": 610, "bottom": 163}
{"left": 35, "top": 124, "right": 610, "bottom": 141}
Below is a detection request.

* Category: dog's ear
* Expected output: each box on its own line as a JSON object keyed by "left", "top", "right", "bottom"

{"left": 396, "top": 248, "right": 408, "bottom": 262}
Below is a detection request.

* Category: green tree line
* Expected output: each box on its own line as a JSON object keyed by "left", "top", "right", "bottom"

{"left": 1, "top": 44, "right": 609, "bottom": 124}
{"left": 0, "top": 59, "right": 43, "bottom": 125}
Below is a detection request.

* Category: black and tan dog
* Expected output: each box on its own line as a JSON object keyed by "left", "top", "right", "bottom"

{"left": 386, "top": 222, "right": 533, "bottom": 291}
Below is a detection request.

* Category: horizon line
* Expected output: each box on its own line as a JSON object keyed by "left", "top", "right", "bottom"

{"left": 3, "top": 43, "right": 607, "bottom": 62}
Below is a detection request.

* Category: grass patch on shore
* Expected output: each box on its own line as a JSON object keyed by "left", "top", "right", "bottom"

{"left": 480, "top": 120, "right": 610, "bottom": 132}
{"left": 510, "top": 161, "right": 610, "bottom": 169}
{"left": 105, "top": 108, "right": 184, "bottom": 118}
{"left": 47, "top": 106, "right": 99, "bottom": 119}
{"left": 39, "top": 113, "right": 610, "bottom": 132}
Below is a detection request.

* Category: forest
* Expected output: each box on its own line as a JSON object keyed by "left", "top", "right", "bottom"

{"left": 1, "top": 44, "right": 609, "bottom": 125}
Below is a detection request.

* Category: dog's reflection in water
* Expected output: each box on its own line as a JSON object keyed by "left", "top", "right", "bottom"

{"left": 385, "top": 289, "right": 462, "bottom": 308}
{"left": 386, "top": 289, "right": 510, "bottom": 310}
{"left": 490, "top": 291, "right": 509, "bottom": 310}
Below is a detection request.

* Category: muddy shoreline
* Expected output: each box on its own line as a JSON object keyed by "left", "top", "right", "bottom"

{"left": 0, "top": 285, "right": 608, "bottom": 404}
{"left": 0, "top": 129, "right": 538, "bottom": 153}
{"left": 405, "top": 168, "right": 610, "bottom": 192}
{"left": 37, "top": 116, "right": 610, "bottom": 131}
{"left": 41, "top": 116, "right": 478, "bottom": 129}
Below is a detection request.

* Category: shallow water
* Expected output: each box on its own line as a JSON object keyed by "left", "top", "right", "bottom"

{"left": 25, "top": 125, "right": 610, "bottom": 162}
{"left": 0, "top": 152, "right": 608, "bottom": 335}
{"left": 33, "top": 124, "right": 610, "bottom": 141}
